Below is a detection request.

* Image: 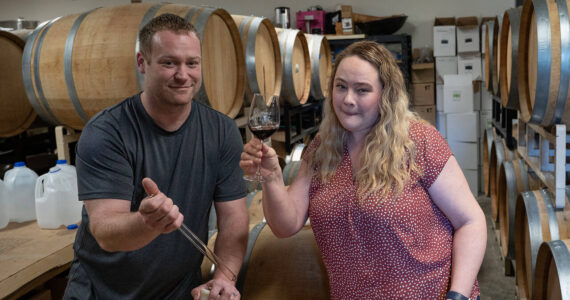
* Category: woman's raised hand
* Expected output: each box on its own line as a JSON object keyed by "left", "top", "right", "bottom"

{"left": 240, "top": 138, "right": 281, "bottom": 181}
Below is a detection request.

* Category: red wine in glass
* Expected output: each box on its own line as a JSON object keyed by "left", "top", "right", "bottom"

{"left": 244, "top": 94, "right": 280, "bottom": 182}
{"left": 249, "top": 124, "right": 280, "bottom": 140}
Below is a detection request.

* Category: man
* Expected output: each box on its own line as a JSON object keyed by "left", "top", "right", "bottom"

{"left": 64, "top": 14, "right": 248, "bottom": 300}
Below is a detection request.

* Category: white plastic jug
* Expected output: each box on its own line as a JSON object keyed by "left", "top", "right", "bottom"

{"left": 35, "top": 165, "right": 81, "bottom": 229}
{"left": 54, "top": 159, "right": 82, "bottom": 225}
{"left": 4, "top": 161, "right": 38, "bottom": 222}
{"left": 0, "top": 179, "right": 8, "bottom": 229}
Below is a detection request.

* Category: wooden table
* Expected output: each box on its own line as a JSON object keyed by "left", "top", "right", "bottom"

{"left": 0, "top": 221, "right": 76, "bottom": 299}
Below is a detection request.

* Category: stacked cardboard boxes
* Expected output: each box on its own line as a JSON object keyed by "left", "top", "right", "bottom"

{"left": 411, "top": 53, "right": 436, "bottom": 126}
{"left": 434, "top": 16, "right": 483, "bottom": 196}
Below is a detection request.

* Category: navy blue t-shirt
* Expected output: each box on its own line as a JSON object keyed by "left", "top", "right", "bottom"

{"left": 64, "top": 94, "right": 246, "bottom": 299}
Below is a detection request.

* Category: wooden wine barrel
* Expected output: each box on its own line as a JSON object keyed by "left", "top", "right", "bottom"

{"left": 286, "top": 142, "right": 306, "bottom": 164}
{"left": 305, "top": 34, "right": 331, "bottom": 100}
{"left": 275, "top": 28, "right": 311, "bottom": 106}
{"left": 498, "top": 159, "right": 530, "bottom": 262}
{"left": 201, "top": 222, "right": 329, "bottom": 299}
{"left": 0, "top": 31, "right": 36, "bottom": 137}
{"left": 484, "top": 18, "right": 498, "bottom": 91}
{"left": 490, "top": 138, "right": 515, "bottom": 222}
{"left": 514, "top": 187, "right": 570, "bottom": 299}
{"left": 22, "top": 3, "right": 245, "bottom": 130}
{"left": 207, "top": 189, "right": 266, "bottom": 234}
{"left": 283, "top": 160, "right": 302, "bottom": 186}
{"left": 493, "top": 14, "right": 503, "bottom": 96}
{"left": 232, "top": 15, "right": 282, "bottom": 105}
{"left": 500, "top": 7, "right": 523, "bottom": 109}
{"left": 533, "top": 239, "right": 570, "bottom": 300}
{"left": 518, "top": 0, "right": 570, "bottom": 127}
{"left": 246, "top": 190, "right": 264, "bottom": 225}
{"left": 483, "top": 127, "right": 497, "bottom": 196}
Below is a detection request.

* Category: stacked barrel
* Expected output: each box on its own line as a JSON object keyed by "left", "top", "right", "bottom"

{"left": 6, "top": 3, "right": 331, "bottom": 133}
{"left": 0, "top": 30, "right": 36, "bottom": 137}
{"left": 483, "top": 1, "right": 570, "bottom": 298}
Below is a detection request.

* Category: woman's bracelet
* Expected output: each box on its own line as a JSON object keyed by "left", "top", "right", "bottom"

{"left": 445, "top": 290, "right": 469, "bottom": 300}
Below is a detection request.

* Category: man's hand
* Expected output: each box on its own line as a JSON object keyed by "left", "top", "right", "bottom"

{"left": 191, "top": 278, "right": 240, "bottom": 300}
{"left": 139, "top": 177, "right": 184, "bottom": 234}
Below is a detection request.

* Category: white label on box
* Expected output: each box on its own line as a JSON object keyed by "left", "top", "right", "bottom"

{"left": 453, "top": 91, "right": 462, "bottom": 102}
{"left": 342, "top": 18, "right": 353, "bottom": 30}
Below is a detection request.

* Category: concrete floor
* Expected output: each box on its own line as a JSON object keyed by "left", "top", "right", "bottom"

{"left": 477, "top": 195, "right": 517, "bottom": 299}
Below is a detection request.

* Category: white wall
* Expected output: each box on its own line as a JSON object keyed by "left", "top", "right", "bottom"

{"left": 0, "top": 0, "right": 516, "bottom": 49}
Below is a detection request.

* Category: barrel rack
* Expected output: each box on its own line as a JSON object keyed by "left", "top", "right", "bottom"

{"left": 492, "top": 96, "right": 568, "bottom": 210}
{"left": 491, "top": 96, "right": 517, "bottom": 150}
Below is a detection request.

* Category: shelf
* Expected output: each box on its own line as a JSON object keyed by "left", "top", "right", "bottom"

{"left": 280, "top": 99, "right": 323, "bottom": 153}
{"left": 325, "top": 34, "right": 365, "bottom": 40}
{"left": 517, "top": 119, "right": 567, "bottom": 210}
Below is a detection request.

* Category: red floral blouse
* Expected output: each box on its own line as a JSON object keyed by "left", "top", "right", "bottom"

{"left": 304, "top": 120, "right": 479, "bottom": 299}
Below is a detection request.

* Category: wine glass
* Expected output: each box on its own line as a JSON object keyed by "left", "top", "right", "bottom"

{"left": 244, "top": 93, "right": 280, "bottom": 182}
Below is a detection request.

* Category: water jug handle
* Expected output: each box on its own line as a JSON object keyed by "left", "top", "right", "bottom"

{"left": 35, "top": 174, "right": 47, "bottom": 200}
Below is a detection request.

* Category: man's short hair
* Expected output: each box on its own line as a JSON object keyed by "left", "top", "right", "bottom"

{"left": 139, "top": 13, "right": 199, "bottom": 60}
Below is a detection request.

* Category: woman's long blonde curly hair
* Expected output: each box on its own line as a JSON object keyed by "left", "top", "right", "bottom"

{"left": 307, "top": 40, "right": 422, "bottom": 198}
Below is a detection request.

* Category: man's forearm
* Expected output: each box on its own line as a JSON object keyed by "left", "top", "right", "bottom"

{"left": 212, "top": 220, "right": 248, "bottom": 282}
{"left": 90, "top": 211, "right": 161, "bottom": 252}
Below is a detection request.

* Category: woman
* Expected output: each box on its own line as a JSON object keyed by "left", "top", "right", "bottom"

{"left": 240, "top": 41, "right": 486, "bottom": 299}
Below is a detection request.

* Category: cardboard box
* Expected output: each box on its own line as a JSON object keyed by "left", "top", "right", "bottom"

{"left": 341, "top": 5, "right": 353, "bottom": 34}
{"left": 435, "top": 56, "right": 458, "bottom": 84}
{"left": 412, "top": 63, "right": 435, "bottom": 83}
{"left": 436, "top": 112, "right": 446, "bottom": 138}
{"left": 449, "top": 141, "right": 478, "bottom": 169}
{"left": 456, "top": 17, "right": 480, "bottom": 53}
{"left": 481, "top": 86, "right": 493, "bottom": 111}
{"left": 447, "top": 112, "right": 479, "bottom": 142}
{"left": 436, "top": 84, "right": 443, "bottom": 111}
{"left": 462, "top": 168, "right": 479, "bottom": 196}
{"left": 412, "top": 83, "right": 435, "bottom": 105}
{"left": 473, "top": 81, "right": 481, "bottom": 111}
{"left": 443, "top": 74, "right": 474, "bottom": 113}
{"left": 434, "top": 17, "right": 456, "bottom": 57}
{"left": 415, "top": 105, "right": 436, "bottom": 126}
{"left": 458, "top": 53, "right": 482, "bottom": 81}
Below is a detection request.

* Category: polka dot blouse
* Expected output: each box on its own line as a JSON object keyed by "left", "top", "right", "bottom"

{"left": 304, "top": 120, "right": 480, "bottom": 299}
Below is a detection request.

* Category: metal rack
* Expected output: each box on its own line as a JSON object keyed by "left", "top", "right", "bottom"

{"left": 490, "top": 93, "right": 567, "bottom": 209}
{"left": 279, "top": 99, "right": 323, "bottom": 153}
{"left": 516, "top": 119, "right": 567, "bottom": 209}
{"left": 491, "top": 95, "right": 517, "bottom": 150}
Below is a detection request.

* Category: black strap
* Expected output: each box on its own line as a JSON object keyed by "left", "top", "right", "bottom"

{"left": 445, "top": 291, "right": 469, "bottom": 300}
